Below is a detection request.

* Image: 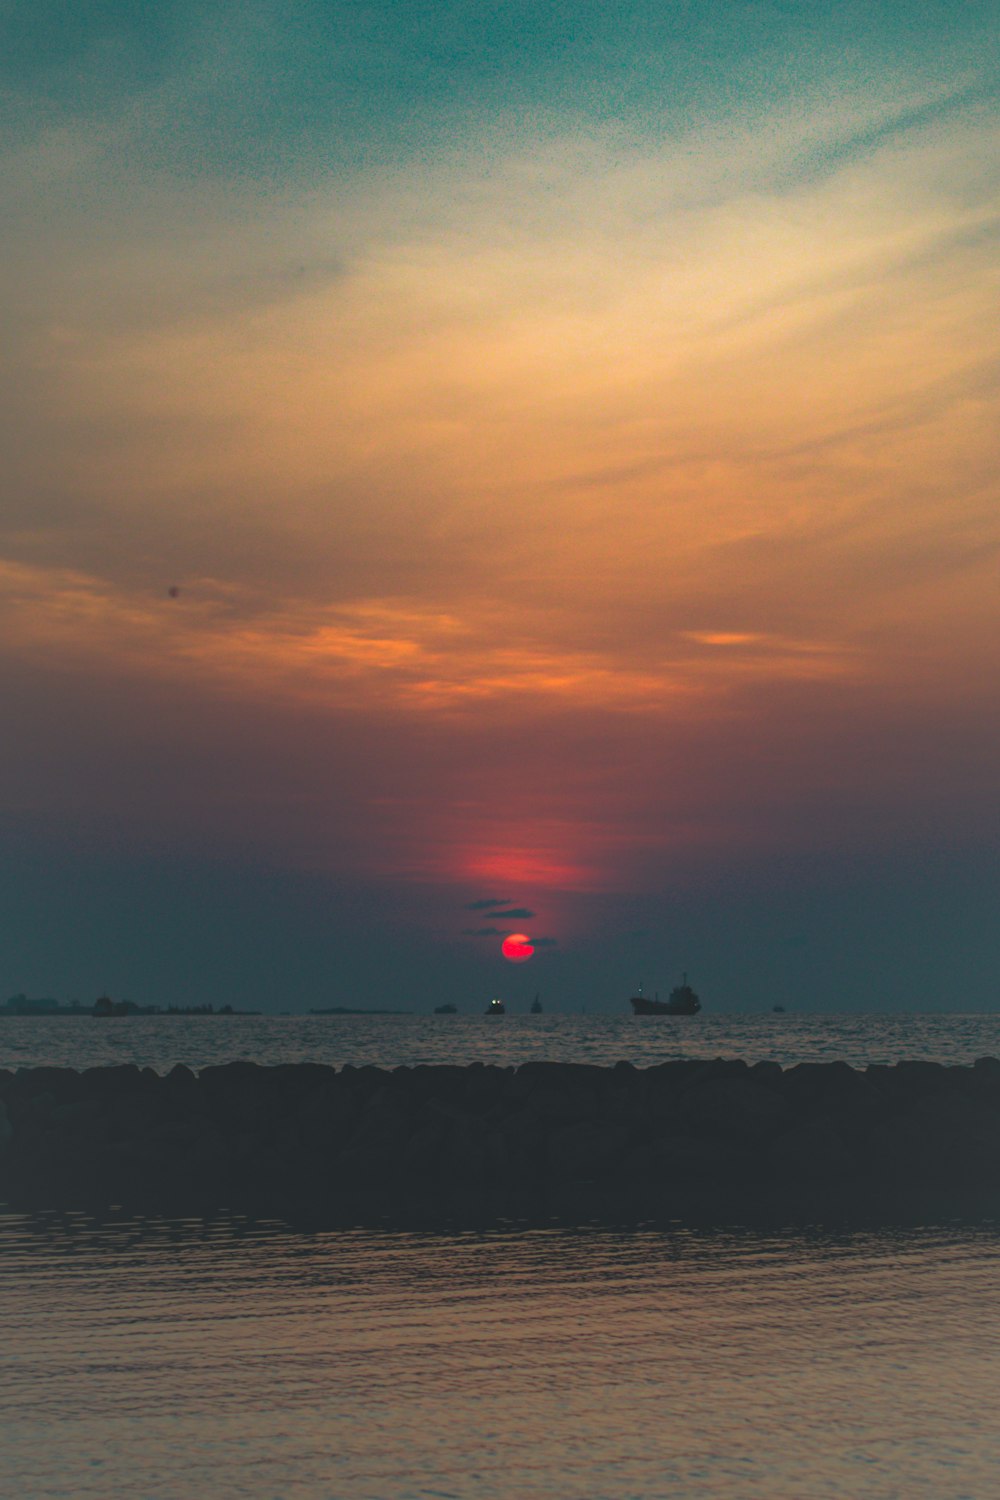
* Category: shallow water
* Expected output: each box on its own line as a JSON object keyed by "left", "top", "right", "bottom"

{"left": 2, "top": 1010, "right": 1000, "bottom": 1074}
{"left": 2, "top": 1212, "right": 999, "bottom": 1499}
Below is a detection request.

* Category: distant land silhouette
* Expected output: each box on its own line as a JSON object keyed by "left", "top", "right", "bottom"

{"left": 310, "top": 1006, "right": 412, "bottom": 1015}
{"left": 2, "top": 994, "right": 259, "bottom": 1018}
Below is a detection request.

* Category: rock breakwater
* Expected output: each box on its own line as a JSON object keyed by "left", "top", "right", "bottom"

{"left": 3, "top": 1057, "right": 1000, "bottom": 1219}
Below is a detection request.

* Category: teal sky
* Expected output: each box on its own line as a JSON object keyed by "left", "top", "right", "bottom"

{"left": 6, "top": 2, "right": 997, "bottom": 163}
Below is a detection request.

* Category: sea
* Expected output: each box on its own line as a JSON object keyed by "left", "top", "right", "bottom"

{"left": 2, "top": 1008, "right": 1000, "bottom": 1074}
{"left": 3, "top": 1011, "right": 1000, "bottom": 1499}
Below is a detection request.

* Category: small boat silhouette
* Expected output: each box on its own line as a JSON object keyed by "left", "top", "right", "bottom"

{"left": 485, "top": 997, "right": 505, "bottom": 1016}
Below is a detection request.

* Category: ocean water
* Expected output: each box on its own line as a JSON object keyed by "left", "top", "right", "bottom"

{"left": 2, "top": 1211, "right": 999, "bottom": 1499}
{"left": 1, "top": 1010, "right": 999, "bottom": 1074}
{"left": 6, "top": 1018, "right": 1000, "bottom": 1497}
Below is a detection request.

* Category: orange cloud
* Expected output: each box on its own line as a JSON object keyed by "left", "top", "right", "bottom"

{"left": 0, "top": 557, "right": 869, "bottom": 729}
{"left": 1, "top": 80, "right": 997, "bottom": 896}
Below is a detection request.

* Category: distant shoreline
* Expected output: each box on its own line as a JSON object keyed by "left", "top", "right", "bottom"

{"left": 308, "top": 1007, "right": 412, "bottom": 1016}
{"left": 1, "top": 1006, "right": 260, "bottom": 1019}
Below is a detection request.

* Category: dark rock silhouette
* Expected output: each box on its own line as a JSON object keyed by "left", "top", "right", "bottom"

{"left": 2, "top": 1057, "right": 1000, "bottom": 1220}
{"left": 89, "top": 996, "right": 258, "bottom": 1016}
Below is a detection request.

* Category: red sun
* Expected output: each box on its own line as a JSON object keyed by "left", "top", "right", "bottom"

{"left": 501, "top": 933, "right": 534, "bottom": 963}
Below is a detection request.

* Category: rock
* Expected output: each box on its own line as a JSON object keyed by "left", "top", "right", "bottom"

{"left": 706, "top": 1057, "right": 751, "bottom": 1079}
{"left": 298, "top": 1080, "right": 357, "bottom": 1146}
{"left": 867, "top": 1112, "right": 936, "bottom": 1181}
{"left": 495, "top": 1108, "right": 547, "bottom": 1176}
{"left": 80, "top": 1064, "right": 145, "bottom": 1096}
{"left": 52, "top": 1096, "right": 106, "bottom": 1137}
{"left": 893, "top": 1060, "right": 949, "bottom": 1095}
{"left": 674, "top": 1076, "right": 787, "bottom": 1141}
{"left": 340, "top": 1064, "right": 389, "bottom": 1104}
{"left": 462, "top": 1064, "right": 514, "bottom": 1115}
{"left": 485, "top": 1130, "right": 510, "bottom": 1178}
{"left": 402, "top": 1122, "right": 447, "bottom": 1177}
{"left": 1, "top": 1058, "right": 998, "bottom": 1216}
{"left": 235, "top": 1144, "right": 286, "bottom": 1193}
{"left": 363, "top": 1084, "right": 411, "bottom": 1132}
{"left": 644, "top": 1060, "right": 701, "bottom": 1086}
{"left": 9, "top": 1090, "right": 58, "bottom": 1131}
{"left": 522, "top": 1086, "right": 582, "bottom": 1125}
{"left": 602, "top": 1079, "right": 643, "bottom": 1125}
{"left": 10, "top": 1067, "right": 81, "bottom": 1102}
{"left": 440, "top": 1127, "right": 488, "bottom": 1182}
{"left": 547, "top": 1120, "right": 628, "bottom": 1180}
{"left": 781, "top": 1061, "right": 869, "bottom": 1109}
{"left": 640, "top": 1062, "right": 703, "bottom": 1126}
{"left": 186, "top": 1128, "right": 232, "bottom": 1178}
{"left": 198, "top": 1061, "right": 268, "bottom": 1132}
{"left": 154, "top": 1116, "right": 210, "bottom": 1150}
{"left": 970, "top": 1057, "right": 1000, "bottom": 1105}
{"left": 648, "top": 1135, "right": 747, "bottom": 1182}
{"left": 863, "top": 1096, "right": 1000, "bottom": 1187}
{"left": 109, "top": 1091, "right": 166, "bottom": 1142}
{"left": 767, "top": 1121, "right": 854, "bottom": 1180}
{"left": 517, "top": 1061, "right": 604, "bottom": 1090}
{"left": 163, "top": 1063, "right": 200, "bottom": 1105}
{"left": 337, "top": 1098, "right": 411, "bottom": 1180}
{"left": 410, "top": 1064, "right": 471, "bottom": 1104}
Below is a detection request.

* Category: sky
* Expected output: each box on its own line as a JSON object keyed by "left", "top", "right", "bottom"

{"left": 1, "top": 0, "right": 998, "bottom": 1012}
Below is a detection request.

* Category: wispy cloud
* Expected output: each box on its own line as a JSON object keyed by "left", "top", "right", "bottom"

{"left": 0, "top": 559, "right": 870, "bottom": 723}
{"left": 1, "top": 22, "right": 997, "bottom": 899}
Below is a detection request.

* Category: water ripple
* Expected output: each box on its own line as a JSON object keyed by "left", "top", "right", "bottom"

{"left": 2, "top": 1213, "right": 1000, "bottom": 1498}
{"left": 2, "top": 1011, "right": 1000, "bottom": 1074}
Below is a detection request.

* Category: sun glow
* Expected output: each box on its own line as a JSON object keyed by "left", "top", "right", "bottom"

{"left": 501, "top": 933, "right": 535, "bottom": 962}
